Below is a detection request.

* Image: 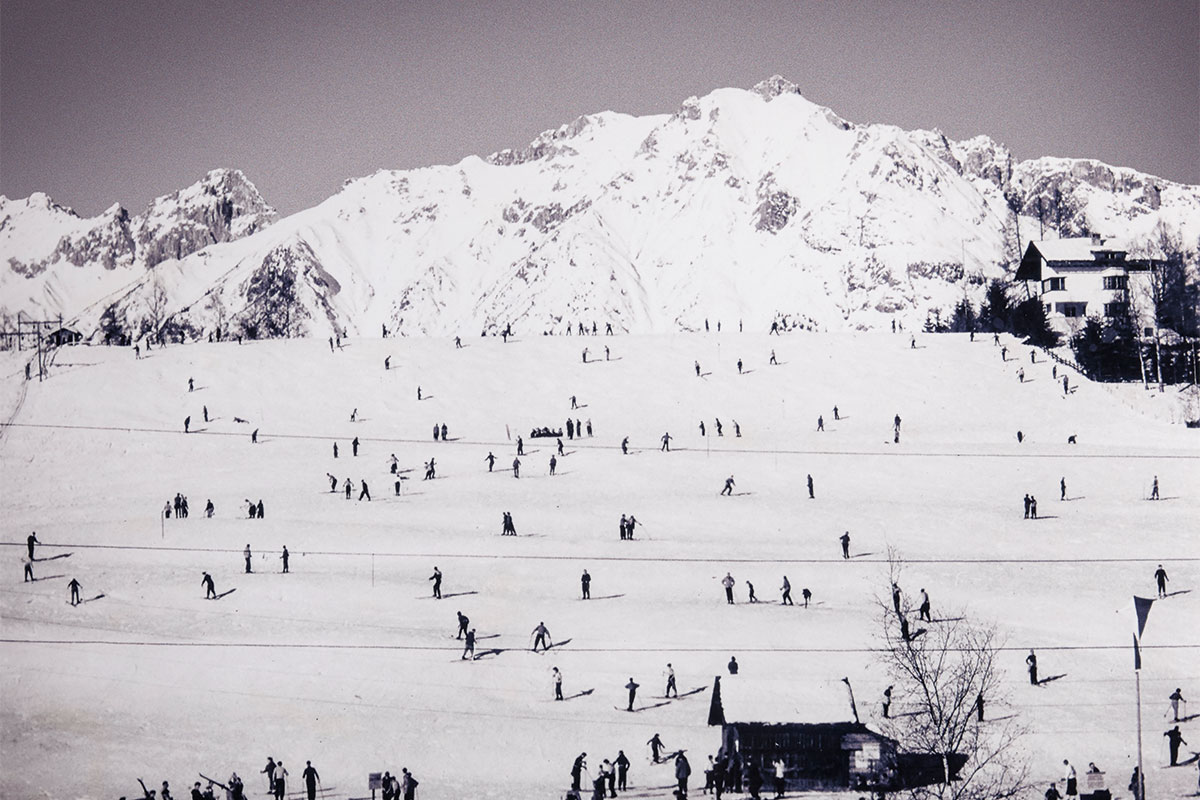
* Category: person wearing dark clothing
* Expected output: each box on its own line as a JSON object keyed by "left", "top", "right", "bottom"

{"left": 273, "top": 764, "right": 287, "bottom": 800}
{"left": 747, "top": 763, "right": 763, "bottom": 800}
{"left": 806, "top": 474, "right": 814, "bottom": 499}
{"left": 1045, "top": 784, "right": 1062, "bottom": 800}
{"left": 281, "top": 546, "right": 289, "bottom": 573}
{"left": 27, "top": 532, "right": 39, "bottom": 560}
{"left": 581, "top": 570, "right": 591, "bottom": 599}
{"left": 615, "top": 751, "right": 630, "bottom": 791}
{"left": 892, "top": 583, "right": 902, "bottom": 615}
{"left": 430, "top": 567, "right": 442, "bottom": 598}
{"left": 352, "top": 437, "right": 359, "bottom": 456}
{"left": 747, "top": 581, "right": 757, "bottom": 602}
{"left": 344, "top": 479, "right": 352, "bottom": 499}
{"left": 202, "top": 572, "right": 216, "bottom": 599}
{"left": 621, "top": 437, "right": 629, "bottom": 454}
{"left": 256, "top": 500, "right": 264, "bottom": 518}
{"left": 722, "top": 573, "right": 736, "bottom": 604}
{"left": 23, "top": 558, "right": 33, "bottom": 582}
{"left": 557, "top": 438, "right": 565, "bottom": 456}
{"left": 333, "top": 442, "right": 338, "bottom": 458}
{"left": 1027, "top": 650, "right": 1038, "bottom": 685}
{"left": 244, "top": 545, "right": 253, "bottom": 573}
{"left": 647, "top": 734, "right": 665, "bottom": 763}
{"left": 516, "top": 436, "right": 524, "bottom": 456}
{"left": 68, "top": 577, "right": 82, "bottom": 605}
{"left": 899, "top": 614, "right": 911, "bottom": 642}
{"left": 456, "top": 612, "right": 469, "bottom": 639}
{"left": 359, "top": 481, "right": 371, "bottom": 501}
{"left": 433, "top": 424, "right": 440, "bottom": 441}
{"left": 882, "top": 685, "right": 893, "bottom": 718}
{"left": 301, "top": 762, "right": 320, "bottom": 800}
{"left": 665, "top": 663, "right": 677, "bottom": 697}
{"left": 440, "top": 424, "right": 448, "bottom": 441}
{"left": 205, "top": 499, "right": 214, "bottom": 517}
{"left": 801, "top": 587, "right": 811, "bottom": 607}
{"left": 1165, "top": 725, "right": 1187, "bottom": 766}
{"left": 781, "top": 576, "right": 793, "bottom": 605}
{"left": 262, "top": 758, "right": 277, "bottom": 792}
{"left": 1151, "top": 476, "right": 1159, "bottom": 500}
{"left": 675, "top": 753, "right": 691, "bottom": 797}
{"left": 1154, "top": 565, "right": 1169, "bottom": 598}
{"left": 531, "top": 621, "right": 551, "bottom": 652}
{"left": 512, "top": 457, "right": 521, "bottom": 478}
{"left": 1128, "top": 767, "right": 1143, "bottom": 800}
{"left": 625, "top": 677, "right": 640, "bottom": 711}
{"left": 728, "top": 656, "right": 738, "bottom": 674}
{"left": 485, "top": 452, "right": 495, "bottom": 471}
{"left": 572, "top": 754, "right": 587, "bottom": 791}
{"left": 840, "top": 531, "right": 850, "bottom": 559}
{"left": 919, "top": 588, "right": 931, "bottom": 622}
{"left": 975, "top": 691, "right": 985, "bottom": 721}
{"left": 462, "top": 628, "right": 476, "bottom": 660}
{"left": 721, "top": 475, "right": 735, "bottom": 496}
{"left": 184, "top": 416, "right": 191, "bottom": 433}
{"left": 661, "top": 432, "right": 671, "bottom": 451}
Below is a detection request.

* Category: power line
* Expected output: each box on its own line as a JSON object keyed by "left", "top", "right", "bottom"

{"left": 7, "top": 542, "right": 1198, "bottom": 565}
{"left": 2, "top": 420, "right": 1197, "bottom": 460}
{"left": 4, "top": 638, "right": 1198, "bottom": 653}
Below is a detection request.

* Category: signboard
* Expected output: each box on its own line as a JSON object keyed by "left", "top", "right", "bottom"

{"left": 369, "top": 773, "right": 382, "bottom": 790}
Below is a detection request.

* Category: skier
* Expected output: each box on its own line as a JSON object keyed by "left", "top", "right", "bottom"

{"left": 1165, "top": 725, "right": 1188, "bottom": 766}
{"left": 919, "top": 588, "right": 931, "bottom": 621}
{"left": 817, "top": 415, "right": 824, "bottom": 431}
{"left": 189, "top": 377, "right": 194, "bottom": 392}
{"left": 516, "top": 436, "right": 524, "bottom": 455}
{"left": 344, "top": 478, "right": 352, "bottom": 499}
{"left": 23, "top": 558, "right": 33, "bottom": 582}
{"left": 352, "top": 437, "right": 359, "bottom": 456}
{"left": 1061, "top": 477, "right": 1067, "bottom": 501}
{"left": 1168, "top": 687, "right": 1186, "bottom": 721}
{"left": 202, "top": 571, "right": 216, "bottom": 599}
{"left": 359, "top": 480, "right": 371, "bottom": 501}
{"left": 1151, "top": 476, "right": 1159, "bottom": 500}
{"left": 1027, "top": 650, "right": 1039, "bottom": 685}
{"left": 1155, "top": 564, "right": 1169, "bottom": 598}
{"left": 721, "top": 475, "right": 735, "bottom": 496}
{"left": 456, "top": 611, "right": 469, "bottom": 639}
{"left": 333, "top": 442, "right": 339, "bottom": 458}
{"left": 205, "top": 499, "right": 214, "bottom": 518}
{"left": 553, "top": 667, "right": 564, "bottom": 700}
{"left": 665, "top": 663, "right": 677, "bottom": 698}
{"left": 556, "top": 438, "right": 564, "bottom": 457}
{"left": 441, "top": 423, "right": 448, "bottom": 440}
{"left": 281, "top": 546, "right": 289, "bottom": 573}
{"left": 351, "top": 408, "right": 358, "bottom": 422}
{"left": 769, "top": 349, "right": 777, "bottom": 365}
{"left": 807, "top": 474, "right": 814, "bottom": 499}
{"left": 675, "top": 752, "right": 692, "bottom": 797}
{"left": 485, "top": 451, "right": 495, "bottom": 471}
{"left": 301, "top": 762, "right": 320, "bottom": 800}
{"left": 715, "top": 418, "right": 723, "bottom": 436}
{"left": 840, "top": 531, "right": 851, "bottom": 559}
{"left": 512, "top": 457, "right": 521, "bottom": 478}
{"left": 26, "top": 532, "right": 38, "bottom": 560}
{"left": 733, "top": 420, "right": 741, "bottom": 437}
{"left": 462, "top": 628, "right": 475, "bottom": 660}
{"left": 801, "top": 587, "right": 811, "bottom": 607}
{"left": 581, "top": 569, "right": 591, "bottom": 599}
{"left": 882, "top": 685, "right": 893, "bottom": 718}
{"left": 429, "top": 566, "right": 442, "bottom": 599}
{"left": 272, "top": 762, "right": 287, "bottom": 800}
{"left": 621, "top": 436, "right": 629, "bottom": 455}
{"left": 695, "top": 361, "right": 701, "bottom": 377}
{"left": 892, "top": 583, "right": 902, "bottom": 615}
{"left": 262, "top": 758, "right": 277, "bottom": 792}
{"left": 833, "top": 405, "right": 839, "bottom": 420}
{"left": 722, "top": 572, "right": 736, "bottom": 604}
{"left": 68, "top": 577, "right": 82, "bottom": 605}
{"left": 184, "top": 416, "right": 191, "bottom": 433}
{"left": 746, "top": 580, "right": 758, "bottom": 603}
{"left": 661, "top": 432, "right": 672, "bottom": 452}
{"left": 727, "top": 656, "right": 739, "bottom": 674}
{"left": 699, "top": 420, "right": 706, "bottom": 437}
{"left": 385, "top": 356, "right": 390, "bottom": 370}
{"left": 531, "top": 621, "right": 552, "bottom": 652}
{"left": 244, "top": 544, "right": 252, "bottom": 574}
{"left": 737, "top": 358, "right": 743, "bottom": 374}
{"left": 625, "top": 677, "right": 640, "bottom": 711}
{"left": 647, "top": 734, "right": 665, "bottom": 763}
{"left": 781, "top": 576, "right": 792, "bottom": 605}
{"left": 586, "top": 419, "right": 593, "bottom": 436}
{"left": 203, "top": 405, "right": 208, "bottom": 422}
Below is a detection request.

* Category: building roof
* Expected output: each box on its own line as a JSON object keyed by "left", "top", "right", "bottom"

{"left": 709, "top": 675, "right": 860, "bottom": 726}
{"left": 1032, "top": 237, "right": 1127, "bottom": 262}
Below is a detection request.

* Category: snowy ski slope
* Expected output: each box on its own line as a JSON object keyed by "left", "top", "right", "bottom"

{"left": 1, "top": 331, "right": 1197, "bottom": 800}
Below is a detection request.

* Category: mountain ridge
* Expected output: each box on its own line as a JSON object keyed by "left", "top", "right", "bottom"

{"left": 4, "top": 77, "right": 1197, "bottom": 339}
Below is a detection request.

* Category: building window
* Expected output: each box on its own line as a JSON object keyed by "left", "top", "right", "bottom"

{"left": 1104, "top": 302, "right": 1128, "bottom": 318}
{"left": 1103, "top": 275, "right": 1127, "bottom": 290}
{"left": 1042, "top": 277, "right": 1065, "bottom": 293}
{"left": 1063, "top": 305, "right": 1080, "bottom": 318}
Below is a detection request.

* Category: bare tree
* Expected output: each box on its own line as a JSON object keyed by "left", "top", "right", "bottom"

{"left": 143, "top": 274, "right": 170, "bottom": 341}
{"left": 876, "top": 553, "right": 1029, "bottom": 800}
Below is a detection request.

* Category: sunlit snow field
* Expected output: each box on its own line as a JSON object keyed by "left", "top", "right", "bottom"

{"left": 2, "top": 331, "right": 1196, "bottom": 800}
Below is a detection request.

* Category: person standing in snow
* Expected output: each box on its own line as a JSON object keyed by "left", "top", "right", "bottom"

{"left": 531, "top": 621, "right": 552, "bottom": 652}
{"left": 333, "top": 442, "right": 339, "bottom": 458}
{"left": 892, "top": 583, "right": 902, "bottom": 615}
{"left": 721, "top": 475, "right": 735, "bottom": 496}
{"left": 1168, "top": 687, "right": 1186, "bottom": 721}
{"left": 281, "top": 546, "right": 289, "bottom": 573}
{"left": 1061, "top": 477, "right": 1067, "bottom": 501}
{"left": 359, "top": 480, "right": 371, "bottom": 501}
{"left": 919, "top": 588, "right": 931, "bottom": 621}
{"left": 665, "top": 663, "right": 677, "bottom": 698}
{"left": 699, "top": 420, "right": 706, "bottom": 437}
{"left": 429, "top": 566, "right": 442, "bottom": 599}
{"left": 625, "top": 677, "right": 640, "bottom": 711}
{"left": 722, "top": 572, "right": 736, "bottom": 604}
{"left": 807, "top": 474, "right": 814, "bottom": 499}
{"left": 456, "top": 611, "right": 469, "bottom": 639}
{"left": 26, "top": 532, "right": 39, "bottom": 560}
{"left": 184, "top": 416, "right": 191, "bottom": 433}
{"left": 516, "top": 436, "right": 524, "bottom": 456}
{"left": 512, "top": 457, "right": 521, "bottom": 478}
{"left": 68, "top": 577, "right": 82, "bottom": 605}
{"left": 1027, "top": 650, "right": 1039, "bottom": 685}
{"left": 661, "top": 432, "right": 672, "bottom": 451}
{"left": 728, "top": 656, "right": 739, "bottom": 674}
{"left": 553, "top": 666, "right": 564, "bottom": 700}
{"left": 344, "top": 478, "right": 353, "bottom": 499}
{"left": 202, "top": 572, "right": 216, "bottom": 599}
{"left": 485, "top": 451, "right": 495, "bottom": 471}
{"left": 244, "top": 544, "right": 252, "bottom": 574}
{"left": 1063, "top": 760, "right": 1077, "bottom": 799}
{"left": 301, "top": 762, "right": 320, "bottom": 800}
{"left": 746, "top": 580, "right": 758, "bottom": 603}
{"left": 840, "top": 531, "right": 851, "bottom": 559}
{"left": 647, "top": 734, "right": 665, "bottom": 763}
{"left": 817, "top": 415, "right": 824, "bottom": 431}
{"left": 1165, "top": 725, "right": 1188, "bottom": 766}
{"left": 615, "top": 751, "right": 630, "bottom": 791}
{"left": 462, "top": 628, "right": 475, "bottom": 660}
{"left": 882, "top": 685, "right": 893, "bottom": 718}
{"left": 780, "top": 576, "right": 793, "bottom": 605}
{"left": 621, "top": 436, "right": 629, "bottom": 454}
{"left": 352, "top": 437, "right": 360, "bottom": 456}
{"left": 581, "top": 569, "right": 591, "bottom": 599}
{"left": 1151, "top": 476, "right": 1159, "bottom": 500}
{"left": 272, "top": 762, "right": 287, "bottom": 800}
{"left": 1154, "top": 564, "right": 1169, "bottom": 598}
{"left": 571, "top": 754, "right": 587, "bottom": 791}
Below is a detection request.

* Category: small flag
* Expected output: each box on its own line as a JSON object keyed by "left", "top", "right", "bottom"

{"left": 1133, "top": 633, "right": 1141, "bottom": 671}
{"left": 1133, "top": 596, "right": 1154, "bottom": 638}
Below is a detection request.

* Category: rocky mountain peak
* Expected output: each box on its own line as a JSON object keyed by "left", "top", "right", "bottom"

{"left": 752, "top": 75, "right": 803, "bottom": 101}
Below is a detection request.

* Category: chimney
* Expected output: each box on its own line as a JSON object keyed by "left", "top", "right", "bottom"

{"left": 1091, "top": 233, "right": 1102, "bottom": 246}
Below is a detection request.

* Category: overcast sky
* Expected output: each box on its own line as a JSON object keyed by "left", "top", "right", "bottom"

{"left": 2, "top": 0, "right": 1197, "bottom": 217}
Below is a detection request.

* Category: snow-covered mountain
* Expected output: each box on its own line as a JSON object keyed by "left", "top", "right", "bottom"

{"left": 6, "top": 77, "right": 1198, "bottom": 340}
{"left": 0, "top": 169, "right": 276, "bottom": 324}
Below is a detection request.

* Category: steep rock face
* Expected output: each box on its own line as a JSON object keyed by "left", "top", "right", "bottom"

{"left": 0, "top": 169, "right": 276, "bottom": 322}
{"left": 14, "top": 76, "right": 1200, "bottom": 341}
